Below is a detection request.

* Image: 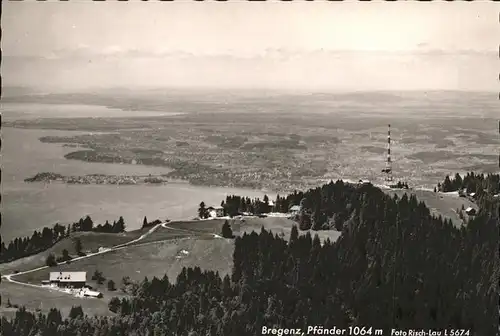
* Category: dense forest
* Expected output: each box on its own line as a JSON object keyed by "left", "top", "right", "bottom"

{"left": 0, "top": 216, "right": 126, "bottom": 264}
{"left": 2, "top": 175, "right": 498, "bottom": 335}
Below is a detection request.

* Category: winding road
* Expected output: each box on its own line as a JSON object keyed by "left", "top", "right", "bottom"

{"left": 1, "top": 221, "right": 166, "bottom": 288}
{"left": 1, "top": 220, "right": 222, "bottom": 291}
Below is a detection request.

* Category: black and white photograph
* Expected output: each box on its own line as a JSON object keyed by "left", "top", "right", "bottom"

{"left": 1, "top": 1, "right": 499, "bottom": 335}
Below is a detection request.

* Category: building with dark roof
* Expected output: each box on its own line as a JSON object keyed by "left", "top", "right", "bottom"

{"left": 49, "top": 271, "right": 86, "bottom": 288}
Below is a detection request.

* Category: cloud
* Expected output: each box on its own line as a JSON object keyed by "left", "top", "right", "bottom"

{"left": 31, "top": 45, "right": 494, "bottom": 62}
{"left": 3, "top": 46, "right": 496, "bottom": 93}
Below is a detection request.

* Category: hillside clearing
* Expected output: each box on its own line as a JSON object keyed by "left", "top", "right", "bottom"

{"left": 0, "top": 281, "right": 113, "bottom": 318}
{"left": 13, "top": 237, "right": 234, "bottom": 287}
{"left": 12, "top": 217, "right": 340, "bottom": 287}
{"left": 168, "top": 217, "right": 342, "bottom": 243}
{"left": 0, "top": 229, "right": 149, "bottom": 275}
{"left": 383, "top": 188, "right": 477, "bottom": 227}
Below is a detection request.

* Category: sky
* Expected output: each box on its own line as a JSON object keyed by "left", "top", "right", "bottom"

{"left": 3, "top": 1, "right": 499, "bottom": 92}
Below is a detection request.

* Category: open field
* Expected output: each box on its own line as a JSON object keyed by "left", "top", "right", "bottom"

{"left": 11, "top": 217, "right": 340, "bottom": 287}
{"left": 4, "top": 91, "right": 498, "bottom": 192}
{"left": 166, "top": 219, "right": 229, "bottom": 234}
{"left": 168, "top": 217, "right": 343, "bottom": 243}
{"left": 14, "top": 237, "right": 234, "bottom": 288}
{"left": 134, "top": 227, "right": 196, "bottom": 244}
{"left": 0, "top": 281, "right": 114, "bottom": 318}
{"left": 383, "top": 188, "right": 478, "bottom": 227}
{"left": 0, "top": 228, "right": 150, "bottom": 275}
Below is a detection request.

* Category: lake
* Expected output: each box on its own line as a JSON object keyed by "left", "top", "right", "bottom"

{"left": 1, "top": 103, "right": 183, "bottom": 121}
{"left": 1, "top": 103, "right": 273, "bottom": 242}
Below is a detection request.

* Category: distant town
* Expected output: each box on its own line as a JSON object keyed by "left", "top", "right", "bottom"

{"left": 24, "top": 172, "right": 170, "bottom": 185}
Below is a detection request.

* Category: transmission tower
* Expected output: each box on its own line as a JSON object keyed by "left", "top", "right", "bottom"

{"left": 382, "top": 124, "right": 393, "bottom": 183}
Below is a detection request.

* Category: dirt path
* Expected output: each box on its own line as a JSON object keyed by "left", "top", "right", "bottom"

{"left": 1, "top": 221, "right": 222, "bottom": 293}
{"left": 1, "top": 222, "right": 165, "bottom": 288}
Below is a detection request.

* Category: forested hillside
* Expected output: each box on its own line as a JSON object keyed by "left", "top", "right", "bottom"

{"left": 1, "top": 216, "right": 126, "bottom": 264}
{"left": 2, "top": 177, "right": 498, "bottom": 336}
{"left": 438, "top": 172, "right": 499, "bottom": 218}
{"left": 438, "top": 172, "right": 499, "bottom": 195}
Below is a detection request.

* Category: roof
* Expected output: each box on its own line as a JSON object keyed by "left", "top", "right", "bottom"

{"left": 465, "top": 207, "right": 475, "bottom": 213}
{"left": 50, "top": 272, "right": 86, "bottom": 282}
{"left": 208, "top": 206, "right": 224, "bottom": 210}
{"left": 83, "top": 290, "right": 102, "bottom": 297}
{"left": 289, "top": 205, "right": 301, "bottom": 211}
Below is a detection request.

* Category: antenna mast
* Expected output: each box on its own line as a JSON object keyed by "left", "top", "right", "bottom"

{"left": 382, "top": 124, "right": 393, "bottom": 183}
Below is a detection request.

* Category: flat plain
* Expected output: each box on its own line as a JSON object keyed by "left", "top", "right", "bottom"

{"left": 5, "top": 91, "right": 498, "bottom": 193}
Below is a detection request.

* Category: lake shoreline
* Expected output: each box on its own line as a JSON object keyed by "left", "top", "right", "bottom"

{"left": 2, "top": 125, "right": 275, "bottom": 243}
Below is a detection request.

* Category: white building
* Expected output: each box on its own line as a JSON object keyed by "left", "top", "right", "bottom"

{"left": 465, "top": 207, "right": 477, "bottom": 216}
{"left": 289, "top": 205, "right": 301, "bottom": 216}
{"left": 49, "top": 271, "right": 86, "bottom": 288}
{"left": 83, "top": 289, "right": 103, "bottom": 298}
{"left": 207, "top": 206, "right": 224, "bottom": 218}
{"left": 358, "top": 179, "right": 372, "bottom": 186}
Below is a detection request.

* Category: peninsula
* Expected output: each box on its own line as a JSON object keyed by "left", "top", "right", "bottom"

{"left": 24, "top": 172, "right": 169, "bottom": 185}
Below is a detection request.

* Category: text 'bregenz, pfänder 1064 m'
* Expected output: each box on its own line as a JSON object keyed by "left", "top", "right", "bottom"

{"left": 261, "top": 326, "right": 384, "bottom": 336}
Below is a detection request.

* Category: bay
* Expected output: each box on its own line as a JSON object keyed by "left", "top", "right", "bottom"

{"left": 1, "top": 103, "right": 271, "bottom": 242}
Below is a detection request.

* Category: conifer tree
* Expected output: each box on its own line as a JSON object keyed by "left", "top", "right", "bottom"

{"left": 74, "top": 237, "right": 84, "bottom": 256}
{"left": 221, "top": 220, "right": 234, "bottom": 238}
{"left": 107, "top": 279, "right": 116, "bottom": 291}
{"left": 46, "top": 253, "right": 57, "bottom": 267}
{"left": 198, "top": 202, "right": 208, "bottom": 219}
{"left": 68, "top": 306, "right": 84, "bottom": 319}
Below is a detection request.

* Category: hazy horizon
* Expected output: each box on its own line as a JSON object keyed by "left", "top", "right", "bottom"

{"left": 3, "top": 2, "right": 498, "bottom": 93}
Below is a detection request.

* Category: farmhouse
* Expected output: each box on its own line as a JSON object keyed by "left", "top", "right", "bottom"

{"left": 207, "top": 206, "right": 224, "bottom": 218}
{"left": 49, "top": 271, "right": 86, "bottom": 288}
{"left": 289, "top": 205, "right": 301, "bottom": 216}
{"left": 465, "top": 207, "right": 477, "bottom": 216}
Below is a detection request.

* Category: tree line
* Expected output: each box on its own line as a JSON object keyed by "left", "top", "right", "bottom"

{"left": 220, "top": 192, "right": 305, "bottom": 217}
{"left": 1, "top": 223, "right": 67, "bottom": 264}
{"left": 221, "top": 180, "right": 374, "bottom": 232}
{"left": 437, "top": 172, "right": 499, "bottom": 195}
{"left": 1, "top": 216, "right": 126, "bottom": 264}
{"left": 2, "top": 175, "right": 497, "bottom": 335}
{"left": 74, "top": 215, "right": 126, "bottom": 234}
{"left": 437, "top": 172, "right": 499, "bottom": 218}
